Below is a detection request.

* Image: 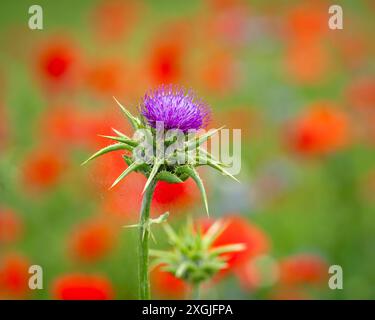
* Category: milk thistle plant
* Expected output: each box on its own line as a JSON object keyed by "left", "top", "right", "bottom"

{"left": 82, "top": 85, "right": 238, "bottom": 299}
{"left": 150, "top": 219, "right": 245, "bottom": 299}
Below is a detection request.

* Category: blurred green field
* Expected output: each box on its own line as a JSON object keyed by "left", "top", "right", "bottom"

{"left": 0, "top": 0, "right": 375, "bottom": 300}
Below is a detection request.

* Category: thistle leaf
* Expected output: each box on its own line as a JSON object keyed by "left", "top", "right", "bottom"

{"left": 81, "top": 143, "right": 129, "bottom": 166}
{"left": 209, "top": 243, "right": 246, "bottom": 256}
{"left": 112, "top": 127, "right": 129, "bottom": 138}
{"left": 142, "top": 159, "right": 162, "bottom": 193}
{"left": 185, "top": 126, "right": 224, "bottom": 150}
{"left": 98, "top": 134, "right": 137, "bottom": 147}
{"left": 113, "top": 96, "right": 141, "bottom": 129}
{"left": 202, "top": 220, "right": 227, "bottom": 247}
{"left": 109, "top": 161, "right": 143, "bottom": 189}
{"left": 206, "top": 159, "right": 240, "bottom": 183}
{"left": 156, "top": 171, "right": 183, "bottom": 183}
{"left": 150, "top": 211, "right": 170, "bottom": 224}
{"left": 162, "top": 223, "right": 180, "bottom": 245}
{"left": 180, "top": 166, "right": 210, "bottom": 216}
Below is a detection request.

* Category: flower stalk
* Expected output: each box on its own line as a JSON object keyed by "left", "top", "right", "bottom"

{"left": 138, "top": 178, "right": 157, "bottom": 300}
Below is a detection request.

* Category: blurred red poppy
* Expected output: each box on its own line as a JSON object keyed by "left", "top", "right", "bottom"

{"left": 199, "top": 50, "right": 239, "bottom": 94}
{"left": 0, "top": 253, "right": 30, "bottom": 299}
{"left": 286, "top": 103, "right": 350, "bottom": 156}
{"left": 199, "top": 215, "right": 270, "bottom": 273}
{"left": 85, "top": 59, "right": 127, "bottom": 97}
{"left": 35, "top": 37, "right": 82, "bottom": 91}
{"left": 0, "top": 208, "right": 23, "bottom": 244}
{"left": 278, "top": 254, "right": 328, "bottom": 286}
{"left": 284, "top": 41, "right": 330, "bottom": 84}
{"left": 285, "top": 3, "right": 327, "bottom": 43}
{"left": 51, "top": 273, "right": 114, "bottom": 300}
{"left": 152, "top": 179, "right": 199, "bottom": 214}
{"left": 146, "top": 23, "right": 190, "bottom": 86}
{"left": 235, "top": 255, "right": 278, "bottom": 291}
{"left": 22, "top": 147, "right": 65, "bottom": 191}
{"left": 40, "top": 107, "right": 128, "bottom": 151}
{"left": 151, "top": 265, "right": 189, "bottom": 299}
{"left": 69, "top": 217, "right": 118, "bottom": 263}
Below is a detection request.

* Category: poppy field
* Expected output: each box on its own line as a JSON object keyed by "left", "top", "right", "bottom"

{"left": 0, "top": 0, "right": 375, "bottom": 300}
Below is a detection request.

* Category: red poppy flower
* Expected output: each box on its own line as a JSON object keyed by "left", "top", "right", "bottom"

{"left": 22, "top": 147, "right": 65, "bottom": 191}
{"left": 278, "top": 254, "right": 328, "bottom": 286}
{"left": 235, "top": 255, "right": 278, "bottom": 291}
{"left": 85, "top": 59, "right": 126, "bottom": 97}
{"left": 286, "top": 103, "right": 350, "bottom": 156}
{"left": 151, "top": 265, "right": 189, "bottom": 299}
{"left": 0, "top": 253, "right": 30, "bottom": 298}
{"left": 199, "top": 51, "right": 239, "bottom": 94}
{"left": 284, "top": 41, "right": 329, "bottom": 84}
{"left": 285, "top": 4, "right": 327, "bottom": 43}
{"left": 0, "top": 208, "right": 23, "bottom": 244}
{"left": 39, "top": 107, "right": 85, "bottom": 148}
{"left": 51, "top": 274, "right": 114, "bottom": 300}
{"left": 147, "top": 24, "right": 189, "bottom": 85}
{"left": 69, "top": 217, "right": 118, "bottom": 262}
{"left": 198, "top": 215, "right": 270, "bottom": 273}
{"left": 35, "top": 38, "right": 81, "bottom": 91}
{"left": 152, "top": 179, "right": 199, "bottom": 214}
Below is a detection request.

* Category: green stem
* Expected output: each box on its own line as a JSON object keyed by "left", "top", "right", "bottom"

{"left": 138, "top": 178, "right": 157, "bottom": 300}
{"left": 193, "top": 284, "right": 201, "bottom": 300}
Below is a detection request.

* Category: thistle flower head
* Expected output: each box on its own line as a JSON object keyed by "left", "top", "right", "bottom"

{"left": 140, "top": 85, "right": 210, "bottom": 132}
{"left": 82, "top": 89, "right": 239, "bottom": 217}
{"left": 150, "top": 219, "right": 245, "bottom": 285}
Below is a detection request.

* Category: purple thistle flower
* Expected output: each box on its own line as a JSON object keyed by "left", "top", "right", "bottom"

{"left": 140, "top": 85, "right": 211, "bottom": 132}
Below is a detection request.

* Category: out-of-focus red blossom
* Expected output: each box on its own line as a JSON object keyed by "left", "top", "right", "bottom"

{"left": 285, "top": 3, "right": 327, "bottom": 42}
{"left": 279, "top": 254, "right": 328, "bottom": 286}
{"left": 0, "top": 208, "right": 23, "bottom": 244}
{"left": 85, "top": 59, "right": 127, "bottom": 97}
{"left": 51, "top": 274, "right": 114, "bottom": 300}
{"left": 0, "top": 253, "right": 30, "bottom": 298}
{"left": 152, "top": 179, "right": 199, "bottom": 213}
{"left": 151, "top": 265, "right": 188, "bottom": 299}
{"left": 235, "top": 256, "right": 278, "bottom": 291}
{"left": 285, "top": 41, "right": 330, "bottom": 84}
{"left": 199, "top": 215, "right": 270, "bottom": 274}
{"left": 35, "top": 38, "right": 82, "bottom": 91}
{"left": 347, "top": 77, "right": 375, "bottom": 112}
{"left": 101, "top": 172, "right": 199, "bottom": 222}
{"left": 22, "top": 147, "right": 65, "bottom": 191}
{"left": 40, "top": 107, "right": 129, "bottom": 150}
{"left": 91, "top": 150, "right": 134, "bottom": 191}
{"left": 286, "top": 104, "right": 350, "bottom": 156}
{"left": 69, "top": 217, "right": 119, "bottom": 263}
{"left": 91, "top": 0, "right": 140, "bottom": 42}
{"left": 147, "top": 23, "right": 190, "bottom": 85}
{"left": 199, "top": 51, "right": 239, "bottom": 94}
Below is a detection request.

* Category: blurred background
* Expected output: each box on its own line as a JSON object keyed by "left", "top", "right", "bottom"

{"left": 0, "top": 0, "right": 374, "bottom": 300}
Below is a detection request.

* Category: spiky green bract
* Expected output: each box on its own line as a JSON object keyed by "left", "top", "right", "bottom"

{"left": 82, "top": 97, "right": 238, "bottom": 214}
{"left": 150, "top": 220, "right": 245, "bottom": 285}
